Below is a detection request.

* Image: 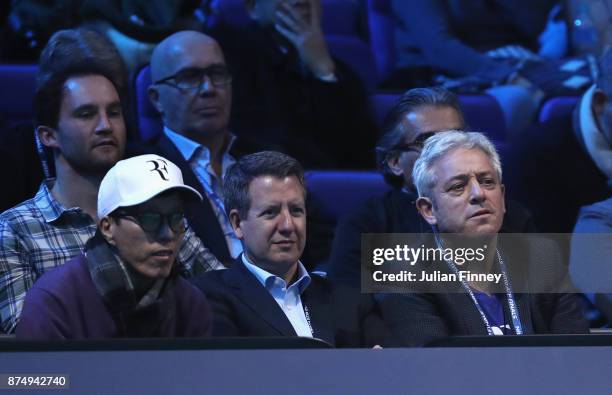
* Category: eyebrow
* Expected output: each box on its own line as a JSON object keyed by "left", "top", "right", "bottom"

{"left": 71, "top": 104, "right": 97, "bottom": 114}
{"left": 444, "top": 171, "right": 496, "bottom": 184}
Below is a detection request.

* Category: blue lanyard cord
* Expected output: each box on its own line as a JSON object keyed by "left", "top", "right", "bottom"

{"left": 434, "top": 233, "right": 523, "bottom": 336}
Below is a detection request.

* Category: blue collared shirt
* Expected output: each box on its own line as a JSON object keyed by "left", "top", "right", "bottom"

{"left": 241, "top": 254, "right": 313, "bottom": 337}
{"left": 164, "top": 127, "right": 242, "bottom": 258}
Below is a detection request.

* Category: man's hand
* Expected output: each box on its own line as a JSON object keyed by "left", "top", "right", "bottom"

{"left": 274, "top": 0, "right": 336, "bottom": 79}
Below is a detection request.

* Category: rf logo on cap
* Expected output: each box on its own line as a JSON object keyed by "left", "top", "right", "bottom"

{"left": 148, "top": 159, "right": 169, "bottom": 181}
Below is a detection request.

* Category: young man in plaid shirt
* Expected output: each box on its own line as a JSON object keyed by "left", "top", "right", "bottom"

{"left": 0, "top": 29, "right": 222, "bottom": 334}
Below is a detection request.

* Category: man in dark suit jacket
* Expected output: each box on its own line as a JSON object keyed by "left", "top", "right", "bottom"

{"left": 207, "top": 0, "right": 377, "bottom": 169}
{"left": 328, "top": 87, "right": 535, "bottom": 287}
{"left": 146, "top": 30, "right": 258, "bottom": 265}
{"left": 193, "top": 151, "right": 383, "bottom": 347}
{"left": 374, "top": 131, "right": 588, "bottom": 346}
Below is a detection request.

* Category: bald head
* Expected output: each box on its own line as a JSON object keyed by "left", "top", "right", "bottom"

{"left": 150, "top": 31, "right": 224, "bottom": 83}
{"left": 148, "top": 30, "right": 232, "bottom": 140}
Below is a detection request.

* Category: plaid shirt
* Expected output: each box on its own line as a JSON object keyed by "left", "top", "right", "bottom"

{"left": 0, "top": 183, "right": 224, "bottom": 334}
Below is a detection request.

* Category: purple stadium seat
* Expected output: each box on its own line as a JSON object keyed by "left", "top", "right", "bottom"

{"left": 538, "top": 96, "right": 580, "bottom": 123}
{"left": 326, "top": 35, "right": 377, "bottom": 92}
{"left": 208, "top": 0, "right": 250, "bottom": 29}
{"left": 460, "top": 94, "right": 507, "bottom": 141}
{"left": 369, "top": 92, "right": 399, "bottom": 128}
{"left": 305, "top": 170, "right": 390, "bottom": 221}
{"left": 134, "top": 65, "right": 163, "bottom": 141}
{"left": 366, "top": 0, "right": 395, "bottom": 83}
{"left": 209, "top": 0, "right": 363, "bottom": 36}
{"left": 0, "top": 64, "right": 38, "bottom": 127}
{"left": 369, "top": 92, "right": 507, "bottom": 141}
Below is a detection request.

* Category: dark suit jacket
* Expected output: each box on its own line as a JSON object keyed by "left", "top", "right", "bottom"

{"left": 129, "top": 134, "right": 263, "bottom": 265}
{"left": 376, "top": 236, "right": 589, "bottom": 347}
{"left": 208, "top": 21, "right": 377, "bottom": 169}
{"left": 192, "top": 258, "right": 385, "bottom": 347}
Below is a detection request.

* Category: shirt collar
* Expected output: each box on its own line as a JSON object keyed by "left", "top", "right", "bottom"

{"left": 241, "top": 253, "right": 311, "bottom": 294}
{"left": 34, "top": 181, "right": 86, "bottom": 223}
{"left": 163, "top": 126, "right": 237, "bottom": 163}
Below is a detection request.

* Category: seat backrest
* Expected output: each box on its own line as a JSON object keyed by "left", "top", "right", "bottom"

{"left": 369, "top": 92, "right": 507, "bottom": 141}
{"left": 305, "top": 170, "right": 390, "bottom": 221}
{"left": 0, "top": 64, "right": 38, "bottom": 128}
{"left": 460, "top": 94, "right": 507, "bottom": 141}
{"left": 366, "top": 0, "right": 395, "bottom": 83}
{"left": 538, "top": 96, "right": 580, "bottom": 123}
{"left": 134, "top": 65, "right": 163, "bottom": 141}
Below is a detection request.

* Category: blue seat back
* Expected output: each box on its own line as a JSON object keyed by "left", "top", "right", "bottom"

{"left": 134, "top": 65, "right": 163, "bottom": 141}
{"left": 538, "top": 96, "right": 580, "bottom": 123}
{"left": 305, "top": 170, "right": 390, "bottom": 221}
{"left": 366, "top": 0, "right": 395, "bottom": 83}
{"left": 370, "top": 92, "right": 507, "bottom": 141}
{"left": 0, "top": 64, "right": 38, "bottom": 127}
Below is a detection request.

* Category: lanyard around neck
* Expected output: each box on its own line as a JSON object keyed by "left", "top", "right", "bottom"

{"left": 434, "top": 233, "right": 524, "bottom": 336}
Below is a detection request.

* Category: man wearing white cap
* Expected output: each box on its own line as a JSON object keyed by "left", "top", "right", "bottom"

{"left": 16, "top": 155, "right": 213, "bottom": 339}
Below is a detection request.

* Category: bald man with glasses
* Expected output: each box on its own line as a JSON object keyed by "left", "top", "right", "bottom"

{"left": 145, "top": 31, "right": 266, "bottom": 267}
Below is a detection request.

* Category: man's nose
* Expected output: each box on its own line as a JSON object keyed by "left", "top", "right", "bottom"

{"left": 96, "top": 113, "right": 113, "bottom": 133}
{"left": 468, "top": 179, "right": 485, "bottom": 204}
{"left": 197, "top": 76, "right": 215, "bottom": 96}
{"left": 278, "top": 209, "right": 295, "bottom": 233}
{"left": 156, "top": 220, "right": 177, "bottom": 242}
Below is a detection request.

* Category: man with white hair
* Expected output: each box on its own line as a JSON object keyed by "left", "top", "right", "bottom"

{"left": 376, "top": 131, "right": 587, "bottom": 347}
{"left": 17, "top": 155, "right": 214, "bottom": 339}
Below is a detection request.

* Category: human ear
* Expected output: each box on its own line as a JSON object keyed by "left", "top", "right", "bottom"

{"left": 386, "top": 154, "right": 404, "bottom": 177}
{"left": 99, "top": 217, "right": 117, "bottom": 246}
{"left": 36, "top": 125, "right": 59, "bottom": 149}
{"left": 416, "top": 197, "right": 437, "bottom": 226}
{"left": 147, "top": 86, "right": 164, "bottom": 116}
{"left": 592, "top": 89, "right": 607, "bottom": 117}
{"left": 229, "top": 209, "right": 244, "bottom": 239}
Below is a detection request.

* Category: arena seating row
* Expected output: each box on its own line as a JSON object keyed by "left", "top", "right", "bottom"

{"left": 0, "top": 63, "right": 581, "bottom": 140}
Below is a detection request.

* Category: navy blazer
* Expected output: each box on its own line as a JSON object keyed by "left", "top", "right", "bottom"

{"left": 192, "top": 258, "right": 383, "bottom": 347}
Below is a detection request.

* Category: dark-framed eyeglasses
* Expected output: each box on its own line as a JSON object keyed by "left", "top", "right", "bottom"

{"left": 393, "top": 131, "right": 437, "bottom": 152}
{"left": 112, "top": 210, "right": 187, "bottom": 234}
{"left": 153, "top": 65, "right": 232, "bottom": 91}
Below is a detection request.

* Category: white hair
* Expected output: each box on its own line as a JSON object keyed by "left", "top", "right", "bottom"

{"left": 412, "top": 130, "right": 502, "bottom": 198}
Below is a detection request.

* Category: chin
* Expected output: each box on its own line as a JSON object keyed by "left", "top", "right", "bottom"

{"left": 147, "top": 269, "right": 172, "bottom": 279}
{"left": 466, "top": 225, "right": 501, "bottom": 235}
{"left": 92, "top": 154, "right": 121, "bottom": 169}
{"left": 271, "top": 253, "right": 300, "bottom": 266}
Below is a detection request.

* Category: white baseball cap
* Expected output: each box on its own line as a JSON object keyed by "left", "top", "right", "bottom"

{"left": 97, "top": 154, "right": 202, "bottom": 219}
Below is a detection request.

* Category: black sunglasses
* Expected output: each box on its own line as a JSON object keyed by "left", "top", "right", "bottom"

{"left": 153, "top": 65, "right": 232, "bottom": 91}
{"left": 112, "top": 210, "right": 186, "bottom": 234}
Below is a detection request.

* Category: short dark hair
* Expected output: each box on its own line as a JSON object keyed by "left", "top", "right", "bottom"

{"left": 598, "top": 46, "right": 612, "bottom": 96}
{"left": 34, "top": 28, "right": 127, "bottom": 129}
{"left": 375, "top": 87, "right": 466, "bottom": 187}
{"left": 224, "top": 151, "right": 306, "bottom": 218}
